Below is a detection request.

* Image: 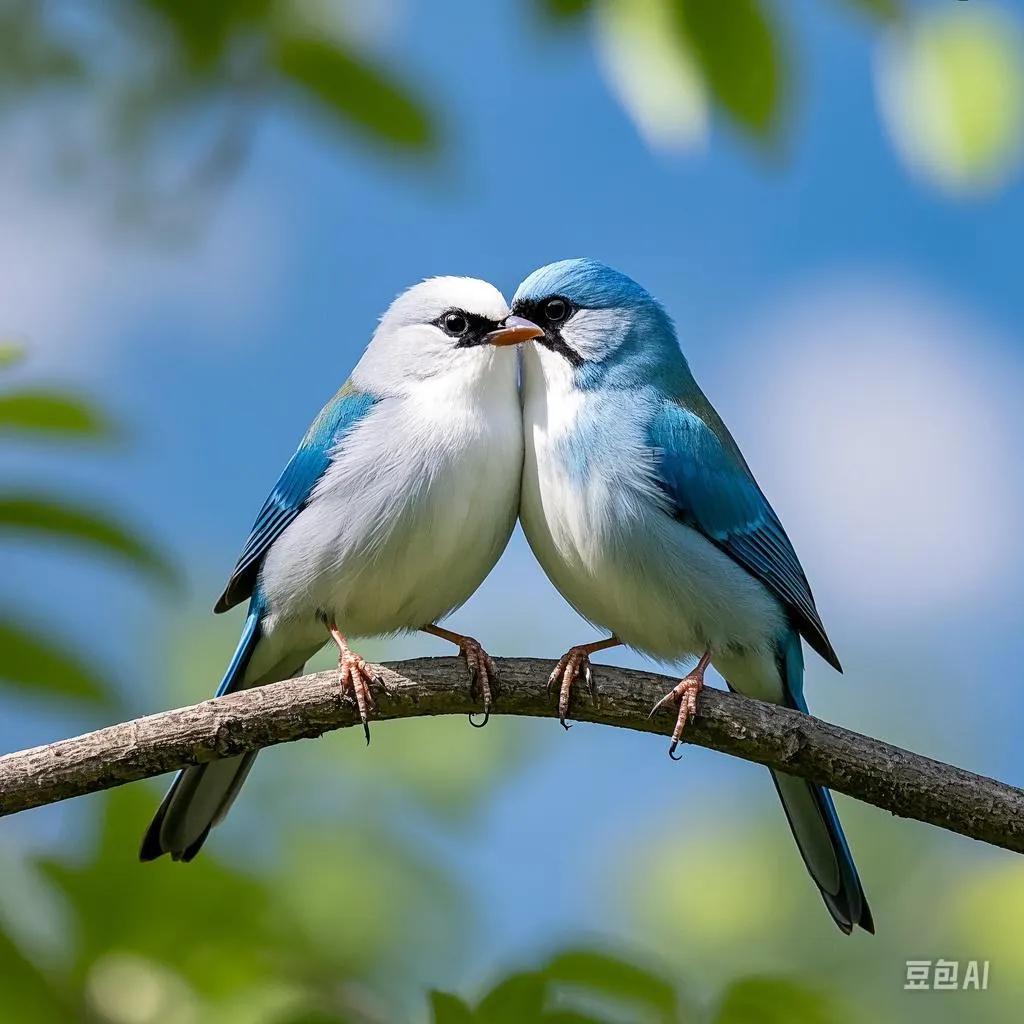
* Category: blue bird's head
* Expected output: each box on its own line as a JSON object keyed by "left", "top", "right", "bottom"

{"left": 509, "top": 258, "right": 686, "bottom": 389}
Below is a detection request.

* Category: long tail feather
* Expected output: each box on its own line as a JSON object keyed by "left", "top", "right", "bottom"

{"left": 770, "top": 632, "right": 873, "bottom": 933}
{"left": 139, "top": 609, "right": 262, "bottom": 862}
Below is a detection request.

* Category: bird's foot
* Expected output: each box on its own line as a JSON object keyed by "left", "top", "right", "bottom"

{"left": 649, "top": 651, "right": 711, "bottom": 760}
{"left": 547, "top": 647, "right": 598, "bottom": 730}
{"left": 459, "top": 637, "right": 498, "bottom": 727}
{"left": 547, "top": 636, "right": 622, "bottom": 730}
{"left": 422, "top": 625, "right": 498, "bottom": 726}
{"left": 329, "top": 626, "right": 379, "bottom": 745}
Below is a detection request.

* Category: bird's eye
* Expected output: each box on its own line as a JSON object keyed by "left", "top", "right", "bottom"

{"left": 543, "top": 297, "right": 569, "bottom": 324}
{"left": 443, "top": 312, "right": 468, "bottom": 336}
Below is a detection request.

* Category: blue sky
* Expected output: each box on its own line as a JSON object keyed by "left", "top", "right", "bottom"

{"left": 3, "top": 0, "right": 1024, "bottom": 992}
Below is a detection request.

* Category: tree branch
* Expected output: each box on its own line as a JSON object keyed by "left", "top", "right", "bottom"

{"left": 1, "top": 657, "right": 1021, "bottom": 854}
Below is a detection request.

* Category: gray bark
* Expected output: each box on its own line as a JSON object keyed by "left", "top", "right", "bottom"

{"left": 1, "top": 657, "right": 1021, "bottom": 854}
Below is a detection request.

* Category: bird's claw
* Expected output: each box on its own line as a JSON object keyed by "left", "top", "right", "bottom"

{"left": 457, "top": 637, "right": 497, "bottom": 728}
{"left": 548, "top": 647, "right": 599, "bottom": 729}
{"left": 338, "top": 652, "right": 378, "bottom": 745}
{"left": 649, "top": 675, "right": 703, "bottom": 760}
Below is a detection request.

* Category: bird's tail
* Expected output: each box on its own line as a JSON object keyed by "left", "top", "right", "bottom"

{"left": 139, "top": 609, "right": 262, "bottom": 863}
{"left": 769, "top": 633, "right": 873, "bottom": 934}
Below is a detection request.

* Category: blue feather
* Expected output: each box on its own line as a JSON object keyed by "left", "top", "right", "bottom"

{"left": 515, "top": 257, "right": 652, "bottom": 310}
{"left": 140, "top": 600, "right": 264, "bottom": 862}
{"left": 215, "top": 380, "right": 377, "bottom": 613}
{"left": 647, "top": 393, "right": 841, "bottom": 671}
{"left": 766, "top": 632, "right": 873, "bottom": 933}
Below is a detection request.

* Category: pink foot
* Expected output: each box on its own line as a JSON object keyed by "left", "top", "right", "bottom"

{"left": 547, "top": 637, "right": 622, "bottom": 730}
{"left": 548, "top": 646, "right": 597, "bottom": 730}
{"left": 422, "top": 625, "right": 498, "bottom": 726}
{"left": 649, "top": 651, "right": 711, "bottom": 759}
{"left": 329, "top": 626, "right": 379, "bottom": 744}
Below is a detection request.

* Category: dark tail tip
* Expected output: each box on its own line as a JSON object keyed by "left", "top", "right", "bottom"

{"left": 139, "top": 804, "right": 212, "bottom": 864}
{"left": 178, "top": 826, "right": 212, "bottom": 863}
{"left": 139, "top": 810, "right": 167, "bottom": 863}
{"left": 858, "top": 899, "right": 875, "bottom": 935}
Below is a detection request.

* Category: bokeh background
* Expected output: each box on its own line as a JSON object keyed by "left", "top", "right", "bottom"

{"left": 2, "top": 1, "right": 1024, "bottom": 1021}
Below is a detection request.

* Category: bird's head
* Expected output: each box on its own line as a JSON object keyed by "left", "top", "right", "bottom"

{"left": 353, "top": 276, "right": 541, "bottom": 396}
{"left": 509, "top": 258, "right": 684, "bottom": 389}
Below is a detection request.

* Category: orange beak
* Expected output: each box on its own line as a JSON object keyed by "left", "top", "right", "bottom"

{"left": 484, "top": 315, "right": 544, "bottom": 347}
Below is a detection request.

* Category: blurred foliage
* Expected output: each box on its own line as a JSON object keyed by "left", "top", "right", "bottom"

{"left": 0, "top": 343, "right": 173, "bottom": 703}
{"left": 712, "top": 976, "right": 847, "bottom": 1024}
{"left": 0, "top": 620, "right": 107, "bottom": 704}
{"left": 540, "top": 0, "right": 1022, "bottom": 191}
{"left": 876, "top": 6, "right": 1024, "bottom": 196}
{"left": 0, "top": 0, "right": 436, "bottom": 229}
{"left": 429, "top": 948, "right": 856, "bottom": 1023}
{"left": 593, "top": 0, "right": 708, "bottom": 152}
{"left": 0, "top": 495, "right": 176, "bottom": 586}
{"left": 0, "top": 0, "right": 1019, "bottom": 211}
{"left": 2, "top": 4, "right": 1024, "bottom": 1022}
{"left": 673, "top": 0, "right": 785, "bottom": 144}
{"left": 0, "top": 389, "right": 113, "bottom": 439}
{"left": 1, "top": 785, "right": 469, "bottom": 1022}
{"left": 614, "top": 802, "right": 1024, "bottom": 1024}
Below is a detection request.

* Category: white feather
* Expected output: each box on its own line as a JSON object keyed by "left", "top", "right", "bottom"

{"left": 247, "top": 277, "right": 522, "bottom": 680}
{"left": 520, "top": 343, "right": 785, "bottom": 698}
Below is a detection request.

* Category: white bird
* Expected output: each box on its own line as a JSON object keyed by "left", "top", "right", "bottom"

{"left": 141, "top": 276, "right": 540, "bottom": 862}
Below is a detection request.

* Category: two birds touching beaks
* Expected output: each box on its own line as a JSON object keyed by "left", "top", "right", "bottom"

{"left": 140, "top": 259, "right": 873, "bottom": 936}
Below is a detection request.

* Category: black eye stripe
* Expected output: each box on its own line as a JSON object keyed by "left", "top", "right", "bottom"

{"left": 433, "top": 308, "right": 501, "bottom": 348}
{"left": 510, "top": 296, "right": 584, "bottom": 367}
{"left": 542, "top": 337, "right": 584, "bottom": 367}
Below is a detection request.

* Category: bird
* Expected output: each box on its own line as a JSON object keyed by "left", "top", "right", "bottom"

{"left": 140, "top": 276, "right": 542, "bottom": 862}
{"left": 510, "top": 257, "right": 872, "bottom": 934}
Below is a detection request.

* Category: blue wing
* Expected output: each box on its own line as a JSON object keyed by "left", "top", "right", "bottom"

{"left": 647, "top": 392, "right": 841, "bottom": 672}
{"left": 214, "top": 381, "right": 378, "bottom": 613}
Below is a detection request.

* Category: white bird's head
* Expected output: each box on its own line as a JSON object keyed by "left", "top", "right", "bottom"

{"left": 352, "top": 276, "right": 542, "bottom": 397}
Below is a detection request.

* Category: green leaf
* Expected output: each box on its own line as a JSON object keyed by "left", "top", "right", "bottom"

{"left": 476, "top": 972, "right": 548, "bottom": 1024}
{"left": 0, "top": 494, "right": 177, "bottom": 588}
{"left": 0, "top": 617, "right": 108, "bottom": 703}
{"left": 431, "top": 991, "right": 477, "bottom": 1024}
{"left": 0, "top": 341, "right": 24, "bottom": 368}
{"left": 273, "top": 34, "right": 436, "bottom": 151}
{"left": 537, "top": 0, "right": 593, "bottom": 23}
{"left": 0, "top": 390, "right": 113, "bottom": 439}
{"left": 714, "top": 977, "right": 847, "bottom": 1024}
{"left": 595, "top": 0, "right": 708, "bottom": 152}
{"left": 876, "top": 7, "right": 1024, "bottom": 195}
{"left": 544, "top": 949, "right": 679, "bottom": 1022}
{"left": 675, "top": 0, "right": 785, "bottom": 142}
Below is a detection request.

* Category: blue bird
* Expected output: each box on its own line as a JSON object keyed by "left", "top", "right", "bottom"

{"left": 509, "top": 258, "right": 872, "bottom": 934}
{"left": 141, "top": 277, "right": 541, "bottom": 862}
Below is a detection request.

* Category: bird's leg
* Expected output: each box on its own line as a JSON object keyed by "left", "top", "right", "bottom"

{"left": 327, "top": 623, "right": 379, "bottom": 745}
{"left": 548, "top": 636, "right": 622, "bottom": 730}
{"left": 649, "top": 650, "right": 711, "bottom": 760}
{"left": 422, "top": 624, "right": 498, "bottom": 727}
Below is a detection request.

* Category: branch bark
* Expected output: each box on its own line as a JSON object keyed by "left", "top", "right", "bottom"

{"left": 1, "top": 657, "right": 1021, "bottom": 854}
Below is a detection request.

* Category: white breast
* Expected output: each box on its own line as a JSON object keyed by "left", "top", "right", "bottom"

{"left": 257, "top": 361, "right": 522, "bottom": 657}
{"left": 520, "top": 345, "right": 785, "bottom": 668}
